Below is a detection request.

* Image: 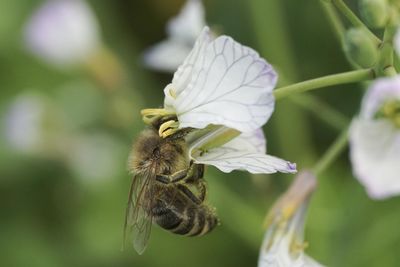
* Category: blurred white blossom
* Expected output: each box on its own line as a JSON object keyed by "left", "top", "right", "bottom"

{"left": 4, "top": 92, "right": 64, "bottom": 154}
{"left": 143, "top": 0, "right": 209, "bottom": 72}
{"left": 24, "top": 0, "right": 100, "bottom": 66}
{"left": 349, "top": 76, "right": 400, "bottom": 199}
{"left": 144, "top": 27, "right": 296, "bottom": 174}
{"left": 258, "top": 171, "right": 324, "bottom": 267}
{"left": 394, "top": 28, "right": 400, "bottom": 58}
{"left": 67, "top": 133, "right": 125, "bottom": 185}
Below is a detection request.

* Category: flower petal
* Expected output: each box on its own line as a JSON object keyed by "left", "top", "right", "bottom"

{"left": 349, "top": 118, "right": 400, "bottom": 199}
{"left": 168, "top": 28, "right": 277, "bottom": 133}
{"left": 303, "top": 255, "right": 326, "bottom": 267}
{"left": 24, "top": 0, "right": 100, "bottom": 65}
{"left": 143, "top": 39, "right": 192, "bottom": 72}
{"left": 360, "top": 76, "right": 400, "bottom": 119}
{"left": 167, "top": 0, "right": 205, "bottom": 43}
{"left": 191, "top": 130, "right": 296, "bottom": 174}
{"left": 219, "top": 128, "right": 267, "bottom": 154}
{"left": 394, "top": 27, "right": 400, "bottom": 59}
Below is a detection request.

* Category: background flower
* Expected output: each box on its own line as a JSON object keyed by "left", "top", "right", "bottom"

{"left": 143, "top": 0, "right": 207, "bottom": 72}
{"left": 350, "top": 76, "right": 400, "bottom": 199}
{"left": 164, "top": 27, "right": 277, "bottom": 133}
{"left": 258, "top": 171, "right": 324, "bottom": 267}
{"left": 24, "top": 0, "right": 100, "bottom": 66}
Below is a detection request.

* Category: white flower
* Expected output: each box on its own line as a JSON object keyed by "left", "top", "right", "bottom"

{"left": 143, "top": 0, "right": 207, "bottom": 72}
{"left": 349, "top": 76, "right": 400, "bottom": 199}
{"left": 258, "top": 171, "right": 325, "bottom": 267}
{"left": 143, "top": 27, "right": 296, "bottom": 174}
{"left": 190, "top": 129, "right": 296, "bottom": 174}
{"left": 5, "top": 93, "right": 51, "bottom": 153}
{"left": 394, "top": 28, "right": 400, "bottom": 59}
{"left": 67, "top": 133, "right": 124, "bottom": 185}
{"left": 24, "top": 0, "right": 100, "bottom": 66}
{"left": 164, "top": 27, "right": 277, "bottom": 133}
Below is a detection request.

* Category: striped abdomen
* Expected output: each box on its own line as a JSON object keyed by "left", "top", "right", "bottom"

{"left": 151, "top": 188, "right": 218, "bottom": 236}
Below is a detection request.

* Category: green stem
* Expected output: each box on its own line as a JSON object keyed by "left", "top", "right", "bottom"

{"left": 332, "top": 0, "right": 381, "bottom": 44}
{"left": 313, "top": 127, "right": 349, "bottom": 175}
{"left": 274, "top": 69, "right": 374, "bottom": 100}
{"left": 249, "top": 0, "right": 316, "bottom": 166}
{"left": 320, "top": 1, "right": 345, "bottom": 41}
{"left": 376, "top": 15, "right": 398, "bottom": 77}
{"left": 290, "top": 94, "right": 349, "bottom": 131}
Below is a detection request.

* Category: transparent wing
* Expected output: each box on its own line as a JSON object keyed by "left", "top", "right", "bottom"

{"left": 143, "top": 39, "right": 192, "bottom": 73}
{"left": 172, "top": 34, "right": 277, "bottom": 133}
{"left": 124, "top": 174, "right": 153, "bottom": 254}
{"left": 191, "top": 130, "right": 296, "bottom": 174}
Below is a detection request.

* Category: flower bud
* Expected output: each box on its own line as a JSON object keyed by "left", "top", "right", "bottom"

{"left": 342, "top": 27, "right": 379, "bottom": 68}
{"left": 359, "top": 0, "right": 389, "bottom": 28}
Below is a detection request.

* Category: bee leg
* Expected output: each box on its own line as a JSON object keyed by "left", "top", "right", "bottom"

{"left": 176, "top": 184, "right": 202, "bottom": 205}
{"left": 185, "top": 164, "right": 205, "bottom": 183}
{"left": 156, "top": 164, "right": 204, "bottom": 185}
{"left": 197, "top": 180, "right": 207, "bottom": 202}
{"left": 156, "top": 169, "right": 188, "bottom": 184}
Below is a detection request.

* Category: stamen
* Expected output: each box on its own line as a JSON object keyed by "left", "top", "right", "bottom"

{"left": 161, "top": 128, "right": 178, "bottom": 138}
{"left": 140, "top": 108, "right": 176, "bottom": 124}
{"left": 158, "top": 120, "right": 179, "bottom": 137}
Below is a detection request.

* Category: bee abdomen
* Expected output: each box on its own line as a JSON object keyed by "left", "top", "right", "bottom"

{"left": 174, "top": 206, "right": 218, "bottom": 237}
{"left": 189, "top": 208, "right": 218, "bottom": 236}
{"left": 152, "top": 201, "right": 181, "bottom": 230}
{"left": 171, "top": 207, "right": 196, "bottom": 235}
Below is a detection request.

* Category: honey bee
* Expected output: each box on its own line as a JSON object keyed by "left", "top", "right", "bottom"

{"left": 124, "top": 116, "right": 219, "bottom": 254}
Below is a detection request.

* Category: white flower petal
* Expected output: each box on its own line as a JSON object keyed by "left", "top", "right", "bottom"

{"left": 168, "top": 28, "right": 277, "bottom": 133}
{"left": 143, "top": 39, "right": 192, "bottom": 72}
{"left": 167, "top": 0, "right": 205, "bottom": 43}
{"left": 143, "top": 0, "right": 206, "bottom": 72}
{"left": 361, "top": 76, "right": 400, "bottom": 119}
{"left": 303, "top": 255, "right": 325, "bottom": 267}
{"left": 259, "top": 249, "right": 323, "bottom": 267}
{"left": 258, "top": 171, "right": 324, "bottom": 267}
{"left": 166, "top": 27, "right": 211, "bottom": 103}
{"left": 219, "top": 128, "right": 266, "bottom": 154}
{"left": 192, "top": 130, "right": 296, "bottom": 174}
{"left": 394, "top": 27, "right": 400, "bottom": 59}
{"left": 24, "top": 0, "right": 100, "bottom": 66}
{"left": 5, "top": 94, "right": 46, "bottom": 152}
{"left": 350, "top": 118, "right": 400, "bottom": 199}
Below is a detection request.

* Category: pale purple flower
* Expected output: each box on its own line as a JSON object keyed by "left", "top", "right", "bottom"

{"left": 143, "top": 0, "right": 208, "bottom": 72}
{"left": 5, "top": 93, "right": 49, "bottom": 153}
{"left": 258, "top": 171, "right": 324, "bottom": 267}
{"left": 350, "top": 76, "right": 400, "bottom": 199}
{"left": 156, "top": 27, "right": 296, "bottom": 174}
{"left": 24, "top": 0, "right": 100, "bottom": 66}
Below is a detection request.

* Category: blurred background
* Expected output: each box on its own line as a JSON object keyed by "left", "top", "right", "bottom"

{"left": 0, "top": 0, "right": 399, "bottom": 266}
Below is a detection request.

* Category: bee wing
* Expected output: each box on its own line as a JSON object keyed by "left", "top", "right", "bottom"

{"left": 124, "top": 174, "right": 154, "bottom": 254}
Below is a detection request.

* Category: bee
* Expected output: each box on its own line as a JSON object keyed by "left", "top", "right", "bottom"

{"left": 124, "top": 116, "right": 219, "bottom": 254}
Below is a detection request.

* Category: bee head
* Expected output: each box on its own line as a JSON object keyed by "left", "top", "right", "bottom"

{"left": 129, "top": 129, "right": 189, "bottom": 175}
